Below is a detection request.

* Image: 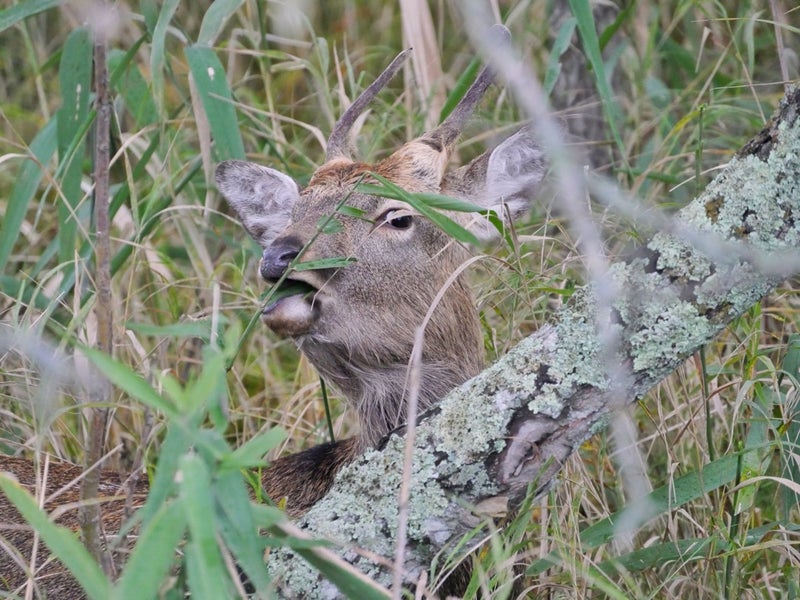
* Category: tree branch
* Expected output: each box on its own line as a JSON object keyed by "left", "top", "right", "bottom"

{"left": 269, "top": 88, "right": 800, "bottom": 597}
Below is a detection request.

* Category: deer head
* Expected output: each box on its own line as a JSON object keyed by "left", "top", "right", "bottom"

{"left": 216, "top": 38, "right": 547, "bottom": 448}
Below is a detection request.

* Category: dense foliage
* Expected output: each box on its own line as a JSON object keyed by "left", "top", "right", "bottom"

{"left": 0, "top": 0, "right": 798, "bottom": 597}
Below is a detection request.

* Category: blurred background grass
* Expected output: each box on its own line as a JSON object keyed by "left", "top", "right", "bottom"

{"left": 0, "top": 0, "right": 798, "bottom": 597}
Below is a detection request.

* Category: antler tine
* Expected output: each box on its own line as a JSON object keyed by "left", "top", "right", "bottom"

{"left": 428, "top": 24, "right": 511, "bottom": 148}
{"left": 326, "top": 48, "right": 412, "bottom": 162}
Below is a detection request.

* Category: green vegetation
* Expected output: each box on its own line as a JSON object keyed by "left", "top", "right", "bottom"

{"left": 0, "top": 0, "right": 798, "bottom": 597}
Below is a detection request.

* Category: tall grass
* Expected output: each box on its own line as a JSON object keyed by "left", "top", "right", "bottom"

{"left": 0, "top": 0, "right": 798, "bottom": 598}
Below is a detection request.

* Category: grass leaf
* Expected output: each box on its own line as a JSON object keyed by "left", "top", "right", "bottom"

{"left": 197, "top": 0, "right": 245, "bottom": 46}
{"left": 439, "top": 57, "right": 481, "bottom": 123}
{"left": 528, "top": 454, "right": 742, "bottom": 575}
{"left": 180, "top": 453, "right": 232, "bottom": 600}
{"left": 293, "top": 256, "right": 357, "bottom": 271}
{"left": 185, "top": 45, "right": 245, "bottom": 161}
{"left": 0, "top": 0, "right": 64, "bottom": 33}
{"left": 0, "top": 118, "right": 57, "bottom": 272}
{"left": 150, "top": 0, "right": 180, "bottom": 115}
{"left": 108, "top": 47, "right": 158, "bottom": 128}
{"left": 82, "top": 347, "right": 178, "bottom": 418}
{"left": 125, "top": 319, "right": 219, "bottom": 339}
{"left": 224, "top": 427, "right": 287, "bottom": 469}
{"left": 567, "top": 0, "right": 625, "bottom": 162}
{"left": 112, "top": 500, "right": 187, "bottom": 600}
{"left": 544, "top": 17, "right": 576, "bottom": 96}
{"left": 56, "top": 26, "right": 92, "bottom": 266}
{"left": 213, "top": 470, "right": 272, "bottom": 593}
{"left": 363, "top": 176, "right": 481, "bottom": 246}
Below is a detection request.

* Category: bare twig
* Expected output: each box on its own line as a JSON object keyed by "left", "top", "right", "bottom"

{"left": 81, "top": 12, "right": 113, "bottom": 576}
{"left": 769, "top": 0, "right": 791, "bottom": 92}
{"left": 391, "top": 326, "right": 424, "bottom": 598}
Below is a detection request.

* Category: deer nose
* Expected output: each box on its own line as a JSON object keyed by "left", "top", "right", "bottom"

{"left": 260, "top": 239, "right": 301, "bottom": 281}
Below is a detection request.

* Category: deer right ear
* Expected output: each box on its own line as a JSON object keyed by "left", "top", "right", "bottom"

{"left": 215, "top": 160, "right": 299, "bottom": 247}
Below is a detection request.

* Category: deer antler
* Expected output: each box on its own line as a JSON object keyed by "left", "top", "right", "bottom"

{"left": 326, "top": 49, "right": 412, "bottom": 162}
{"left": 371, "top": 25, "right": 513, "bottom": 191}
{"left": 425, "top": 24, "right": 511, "bottom": 149}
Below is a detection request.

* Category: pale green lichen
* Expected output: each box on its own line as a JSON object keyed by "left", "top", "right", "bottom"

{"left": 695, "top": 263, "right": 776, "bottom": 316}
{"left": 609, "top": 257, "right": 716, "bottom": 374}
{"left": 702, "top": 153, "right": 797, "bottom": 250}
{"left": 523, "top": 294, "right": 612, "bottom": 416}
{"left": 270, "top": 436, "right": 453, "bottom": 594}
{"left": 650, "top": 231, "right": 712, "bottom": 281}
{"left": 436, "top": 377, "right": 517, "bottom": 462}
{"left": 627, "top": 299, "right": 714, "bottom": 372}
{"left": 611, "top": 97, "right": 800, "bottom": 381}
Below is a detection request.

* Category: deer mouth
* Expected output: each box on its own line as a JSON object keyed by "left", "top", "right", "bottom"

{"left": 261, "top": 277, "right": 321, "bottom": 336}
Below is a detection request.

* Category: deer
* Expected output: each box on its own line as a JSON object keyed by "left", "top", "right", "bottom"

{"left": 0, "top": 29, "right": 547, "bottom": 598}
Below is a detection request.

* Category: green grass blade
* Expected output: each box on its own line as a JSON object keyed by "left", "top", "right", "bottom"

{"left": 197, "top": 0, "right": 245, "bottom": 46}
{"left": 112, "top": 500, "right": 187, "bottom": 600}
{"left": 0, "top": 0, "right": 64, "bottom": 33}
{"left": 286, "top": 542, "right": 392, "bottom": 599}
{"left": 528, "top": 454, "right": 741, "bottom": 575}
{"left": 125, "top": 319, "right": 218, "bottom": 339}
{"left": 358, "top": 183, "right": 485, "bottom": 213}
{"left": 82, "top": 347, "right": 178, "bottom": 418}
{"left": 293, "top": 256, "right": 357, "bottom": 271}
{"left": 598, "top": 2, "right": 634, "bottom": 52}
{"left": 224, "top": 428, "right": 286, "bottom": 469}
{"left": 180, "top": 453, "right": 232, "bottom": 600}
{"left": 185, "top": 45, "right": 245, "bottom": 160}
{"left": 597, "top": 520, "right": 800, "bottom": 575}
{"left": 566, "top": 0, "right": 625, "bottom": 161}
{"left": 108, "top": 47, "right": 158, "bottom": 128}
{"left": 0, "top": 276, "right": 56, "bottom": 318}
{"left": 137, "top": 425, "right": 192, "bottom": 527}
{"left": 439, "top": 57, "right": 480, "bottom": 123}
{"left": 599, "top": 538, "right": 720, "bottom": 575}
{"left": 544, "top": 17, "right": 576, "bottom": 97}
{"left": 26, "top": 128, "right": 161, "bottom": 299}
{"left": 364, "top": 176, "right": 481, "bottom": 246}
{"left": 0, "top": 117, "right": 57, "bottom": 272}
{"left": 150, "top": 0, "right": 180, "bottom": 116}
{"left": 213, "top": 471, "right": 272, "bottom": 593}
{"left": 56, "top": 26, "right": 92, "bottom": 265}
{"left": 0, "top": 475, "right": 111, "bottom": 600}
{"left": 581, "top": 454, "right": 739, "bottom": 546}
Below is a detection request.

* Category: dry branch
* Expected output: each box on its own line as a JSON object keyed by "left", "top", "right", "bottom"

{"left": 270, "top": 89, "right": 800, "bottom": 597}
{"left": 82, "top": 21, "right": 113, "bottom": 577}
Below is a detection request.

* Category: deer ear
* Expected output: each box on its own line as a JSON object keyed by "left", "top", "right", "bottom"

{"left": 215, "top": 160, "right": 299, "bottom": 247}
{"left": 448, "top": 127, "right": 547, "bottom": 241}
{"left": 485, "top": 127, "right": 547, "bottom": 218}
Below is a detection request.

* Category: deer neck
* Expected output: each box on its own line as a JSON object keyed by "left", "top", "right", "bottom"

{"left": 299, "top": 288, "right": 484, "bottom": 449}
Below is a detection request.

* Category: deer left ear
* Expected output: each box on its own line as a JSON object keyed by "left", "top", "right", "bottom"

{"left": 485, "top": 127, "right": 547, "bottom": 220}
{"left": 445, "top": 127, "right": 547, "bottom": 241}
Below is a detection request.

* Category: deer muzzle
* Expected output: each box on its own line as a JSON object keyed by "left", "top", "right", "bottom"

{"left": 257, "top": 237, "right": 320, "bottom": 336}
{"left": 261, "top": 288, "right": 320, "bottom": 337}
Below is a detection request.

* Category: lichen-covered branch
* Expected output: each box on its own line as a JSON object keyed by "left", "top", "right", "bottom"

{"left": 270, "top": 89, "right": 800, "bottom": 597}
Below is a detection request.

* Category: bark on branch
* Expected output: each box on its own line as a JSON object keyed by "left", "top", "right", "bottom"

{"left": 271, "top": 88, "right": 800, "bottom": 597}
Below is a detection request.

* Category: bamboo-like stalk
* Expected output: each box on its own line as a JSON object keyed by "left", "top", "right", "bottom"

{"left": 80, "top": 19, "right": 113, "bottom": 577}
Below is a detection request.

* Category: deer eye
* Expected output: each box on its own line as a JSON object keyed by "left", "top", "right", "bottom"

{"left": 380, "top": 209, "right": 414, "bottom": 230}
